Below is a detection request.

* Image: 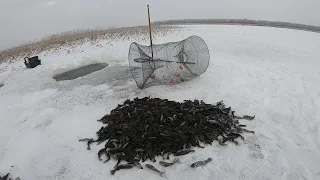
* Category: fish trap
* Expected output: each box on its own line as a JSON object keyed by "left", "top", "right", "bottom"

{"left": 128, "top": 35, "right": 210, "bottom": 88}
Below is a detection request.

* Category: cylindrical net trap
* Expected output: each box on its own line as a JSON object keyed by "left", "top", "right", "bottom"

{"left": 128, "top": 35, "right": 210, "bottom": 89}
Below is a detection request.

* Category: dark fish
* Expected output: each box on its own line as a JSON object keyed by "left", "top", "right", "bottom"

{"left": 0, "top": 173, "right": 10, "bottom": 180}
{"left": 130, "top": 162, "right": 143, "bottom": 169}
{"left": 110, "top": 164, "right": 134, "bottom": 175}
{"left": 242, "top": 129, "right": 255, "bottom": 133}
{"left": 145, "top": 164, "right": 165, "bottom": 177}
{"left": 142, "top": 153, "right": 147, "bottom": 162}
{"left": 103, "top": 152, "right": 111, "bottom": 163}
{"left": 231, "top": 111, "right": 236, "bottom": 118}
{"left": 79, "top": 138, "right": 95, "bottom": 150}
{"left": 190, "top": 157, "right": 212, "bottom": 168}
{"left": 243, "top": 115, "right": 255, "bottom": 120}
{"left": 174, "top": 149, "right": 195, "bottom": 156}
{"left": 236, "top": 115, "right": 255, "bottom": 120}
{"left": 159, "top": 158, "right": 179, "bottom": 167}
{"left": 218, "top": 139, "right": 226, "bottom": 146}
{"left": 224, "top": 107, "right": 231, "bottom": 114}
{"left": 221, "top": 136, "right": 239, "bottom": 145}
{"left": 228, "top": 132, "right": 244, "bottom": 140}
{"left": 98, "top": 148, "right": 106, "bottom": 160}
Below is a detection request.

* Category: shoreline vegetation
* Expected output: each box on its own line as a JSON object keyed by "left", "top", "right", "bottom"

{"left": 1, "top": 19, "right": 319, "bottom": 63}
{"left": 0, "top": 25, "right": 179, "bottom": 63}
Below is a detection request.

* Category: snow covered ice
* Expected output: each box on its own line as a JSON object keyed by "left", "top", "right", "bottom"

{"left": 1, "top": 25, "right": 320, "bottom": 180}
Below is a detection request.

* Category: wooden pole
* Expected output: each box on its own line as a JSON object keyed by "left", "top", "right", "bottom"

{"left": 147, "top": 5, "right": 154, "bottom": 60}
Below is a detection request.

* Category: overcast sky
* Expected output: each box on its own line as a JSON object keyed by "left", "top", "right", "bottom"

{"left": 1, "top": 0, "right": 319, "bottom": 50}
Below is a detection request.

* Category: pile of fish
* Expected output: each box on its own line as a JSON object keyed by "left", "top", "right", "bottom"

{"left": 0, "top": 173, "right": 19, "bottom": 180}
{"left": 81, "top": 97, "right": 255, "bottom": 175}
{"left": 0, "top": 174, "right": 10, "bottom": 180}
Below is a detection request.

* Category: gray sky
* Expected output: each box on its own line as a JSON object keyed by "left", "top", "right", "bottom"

{"left": 0, "top": 0, "right": 319, "bottom": 50}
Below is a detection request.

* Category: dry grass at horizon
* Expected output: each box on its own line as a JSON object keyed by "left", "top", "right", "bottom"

{"left": 0, "top": 25, "right": 180, "bottom": 63}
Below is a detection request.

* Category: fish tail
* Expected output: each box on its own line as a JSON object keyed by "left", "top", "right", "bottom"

{"left": 110, "top": 170, "right": 115, "bottom": 175}
{"left": 160, "top": 172, "right": 166, "bottom": 178}
{"left": 173, "top": 158, "right": 180, "bottom": 163}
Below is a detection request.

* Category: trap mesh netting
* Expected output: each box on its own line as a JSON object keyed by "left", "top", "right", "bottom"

{"left": 128, "top": 35, "right": 210, "bottom": 88}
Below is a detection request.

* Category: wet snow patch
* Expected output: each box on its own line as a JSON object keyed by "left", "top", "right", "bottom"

{"left": 53, "top": 63, "right": 108, "bottom": 81}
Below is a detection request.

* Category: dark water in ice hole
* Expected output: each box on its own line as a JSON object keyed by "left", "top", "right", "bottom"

{"left": 53, "top": 63, "right": 108, "bottom": 81}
